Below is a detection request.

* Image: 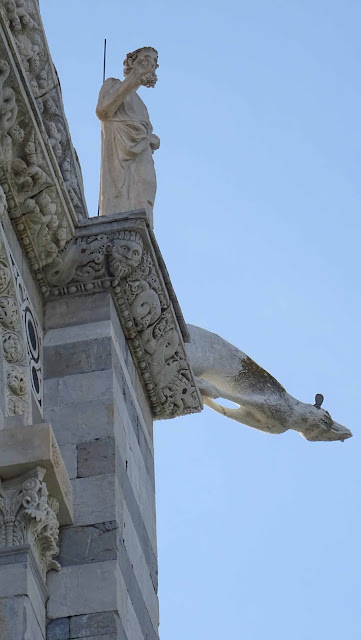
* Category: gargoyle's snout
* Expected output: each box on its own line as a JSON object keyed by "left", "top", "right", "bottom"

{"left": 303, "top": 419, "right": 352, "bottom": 442}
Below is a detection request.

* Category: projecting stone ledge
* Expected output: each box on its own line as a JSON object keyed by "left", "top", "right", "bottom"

{"left": 0, "top": 423, "right": 73, "bottom": 526}
{"left": 41, "top": 211, "right": 203, "bottom": 421}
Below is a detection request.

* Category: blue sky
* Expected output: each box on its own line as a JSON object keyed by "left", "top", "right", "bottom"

{"left": 42, "top": 2, "right": 361, "bottom": 638}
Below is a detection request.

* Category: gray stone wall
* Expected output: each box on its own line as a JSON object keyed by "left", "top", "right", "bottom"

{"left": 44, "top": 293, "right": 159, "bottom": 640}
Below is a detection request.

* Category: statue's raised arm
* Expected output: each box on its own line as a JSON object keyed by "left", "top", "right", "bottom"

{"left": 96, "top": 47, "right": 160, "bottom": 225}
{"left": 186, "top": 324, "right": 352, "bottom": 442}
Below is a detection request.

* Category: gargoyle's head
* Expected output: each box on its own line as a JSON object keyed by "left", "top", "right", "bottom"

{"left": 299, "top": 405, "right": 352, "bottom": 442}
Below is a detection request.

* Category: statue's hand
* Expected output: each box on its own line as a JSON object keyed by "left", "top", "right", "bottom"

{"left": 132, "top": 54, "right": 158, "bottom": 88}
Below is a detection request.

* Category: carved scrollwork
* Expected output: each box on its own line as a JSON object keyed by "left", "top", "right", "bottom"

{"left": 0, "top": 207, "right": 33, "bottom": 420}
{"left": 0, "top": 467, "right": 60, "bottom": 577}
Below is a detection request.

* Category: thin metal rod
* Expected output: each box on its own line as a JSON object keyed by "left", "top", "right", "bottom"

{"left": 103, "top": 39, "right": 107, "bottom": 83}
{"left": 98, "top": 39, "right": 107, "bottom": 216}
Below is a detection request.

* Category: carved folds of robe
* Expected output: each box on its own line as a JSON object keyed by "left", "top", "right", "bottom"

{"left": 97, "top": 78, "right": 159, "bottom": 222}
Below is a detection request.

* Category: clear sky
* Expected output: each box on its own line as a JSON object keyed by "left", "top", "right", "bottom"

{"left": 41, "top": 2, "right": 361, "bottom": 638}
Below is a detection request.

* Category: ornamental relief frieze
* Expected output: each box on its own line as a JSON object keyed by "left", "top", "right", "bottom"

{"left": 0, "top": 0, "right": 87, "bottom": 220}
{"left": 0, "top": 213, "right": 42, "bottom": 419}
{"left": 45, "top": 218, "right": 202, "bottom": 420}
{"left": 0, "top": 220, "right": 30, "bottom": 419}
{"left": 0, "top": 42, "right": 75, "bottom": 292}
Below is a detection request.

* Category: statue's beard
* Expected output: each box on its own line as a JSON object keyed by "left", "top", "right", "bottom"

{"left": 140, "top": 72, "right": 157, "bottom": 88}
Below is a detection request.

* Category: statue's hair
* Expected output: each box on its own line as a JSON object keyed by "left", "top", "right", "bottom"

{"left": 123, "top": 47, "right": 158, "bottom": 76}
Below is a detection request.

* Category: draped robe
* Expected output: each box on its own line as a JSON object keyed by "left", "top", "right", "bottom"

{"left": 97, "top": 78, "right": 159, "bottom": 224}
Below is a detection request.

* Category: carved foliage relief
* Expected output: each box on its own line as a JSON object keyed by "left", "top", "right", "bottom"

{"left": 0, "top": 18, "right": 76, "bottom": 292}
{"left": 0, "top": 466, "right": 60, "bottom": 578}
{"left": 0, "top": 217, "right": 42, "bottom": 419}
{"left": 45, "top": 220, "right": 202, "bottom": 420}
{"left": 1, "top": 0, "right": 87, "bottom": 220}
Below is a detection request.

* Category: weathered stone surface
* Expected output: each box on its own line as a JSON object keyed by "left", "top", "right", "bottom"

{"left": 114, "top": 375, "right": 155, "bottom": 489}
{"left": 45, "top": 295, "right": 112, "bottom": 331}
{"left": 58, "top": 523, "right": 117, "bottom": 566}
{"left": 71, "top": 475, "right": 116, "bottom": 527}
{"left": 44, "top": 397, "right": 115, "bottom": 447}
{"left": 59, "top": 444, "right": 77, "bottom": 480}
{"left": 0, "top": 595, "right": 44, "bottom": 640}
{"left": 77, "top": 438, "right": 115, "bottom": 478}
{"left": 47, "top": 561, "right": 118, "bottom": 619}
{"left": 47, "top": 617, "right": 70, "bottom": 640}
{"left": 0, "top": 547, "right": 46, "bottom": 634}
{"left": 117, "top": 529, "right": 158, "bottom": 634}
{"left": 119, "top": 501, "right": 158, "bottom": 617}
{"left": 115, "top": 443, "right": 157, "bottom": 558}
{"left": 44, "top": 337, "right": 112, "bottom": 380}
{"left": 69, "top": 611, "right": 119, "bottom": 637}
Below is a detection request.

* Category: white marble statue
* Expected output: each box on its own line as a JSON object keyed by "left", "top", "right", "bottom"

{"left": 186, "top": 325, "right": 352, "bottom": 442}
{"left": 96, "top": 47, "right": 160, "bottom": 225}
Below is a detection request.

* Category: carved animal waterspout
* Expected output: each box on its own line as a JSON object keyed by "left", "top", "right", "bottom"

{"left": 186, "top": 324, "right": 352, "bottom": 443}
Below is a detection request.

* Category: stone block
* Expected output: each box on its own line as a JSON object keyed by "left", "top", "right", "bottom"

{"left": 0, "top": 595, "right": 44, "bottom": 640}
{"left": 44, "top": 400, "right": 115, "bottom": 447}
{"left": 69, "top": 611, "right": 118, "bottom": 637}
{"left": 44, "top": 321, "right": 112, "bottom": 348}
{"left": 56, "top": 370, "right": 114, "bottom": 407}
{"left": 72, "top": 475, "right": 116, "bottom": 526}
{"left": 119, "top": 502, "right": 159, "bottom": 623}
{"left": 47, "top": 561, "right": 118, "bottom": 619}
{"left": 0, "top": 547, "right": 46, "bottom": 633}
{"left": 44, "top": 337, "right": 112, "bottom": 380}
{"left": 47, "top": 617, "right": 70, "bottom": 640}
{"left": 115, "top": 443, "right": 157, "bottom": 558}
{"left": 58, "top": 522, "right": 117, "bottom": 566}
{"left": 114, "top": 411, "right": 156, "bottom": 537}
{"left": 60, "top": 444, "right": 77, "bottom": 480}
{"left": 45, "top": 293, "right": 112, "bottom": 330}
{"left": 0, "top": 423, "right": 73, "bottom": 525}
{"left": 77, "top": 437, "right": 115, "bottom": 478}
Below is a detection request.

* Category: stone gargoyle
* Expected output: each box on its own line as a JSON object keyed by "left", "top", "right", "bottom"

{"left": 186, "top": 324, "right": 352, "bottom": 442}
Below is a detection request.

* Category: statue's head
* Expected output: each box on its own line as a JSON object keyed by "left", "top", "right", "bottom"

{"left": 123, "top": 47, "right": 158, "bottom": 88}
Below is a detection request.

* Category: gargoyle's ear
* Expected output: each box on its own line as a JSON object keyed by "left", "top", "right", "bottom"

{"left": 314, "top": 393, "right": 324, "bottom": 408}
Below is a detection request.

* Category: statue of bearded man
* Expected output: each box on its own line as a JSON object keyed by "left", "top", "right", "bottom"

{"left": 96, "top": 47, "right": 160, "bottom": 226}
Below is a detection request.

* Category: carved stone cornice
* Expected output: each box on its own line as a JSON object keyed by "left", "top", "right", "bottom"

{"left": 0, "top": 465, "right": 60, "bottom": 580}
{"left": 45, "top": 212, "right": 203, "bottom": 420}
{"left": 0, "top": 0, "right": 88, "bottom": 220}
{"left": 0, "top": 24, "right": 77, "bottom": 292}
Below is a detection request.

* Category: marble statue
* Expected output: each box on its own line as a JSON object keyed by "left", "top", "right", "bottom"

{"left": 96, "top": 47, "right": 160, "bottom": 226}
{"left": 186, "top": 324, "right": 352, "bottom": 442}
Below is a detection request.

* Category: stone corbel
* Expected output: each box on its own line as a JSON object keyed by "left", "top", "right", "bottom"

{"left": 0, "top": 423, "right": 73, "bottom": 581}
{"left": 44, "top": 212, "right": 203, "bottom": 421}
